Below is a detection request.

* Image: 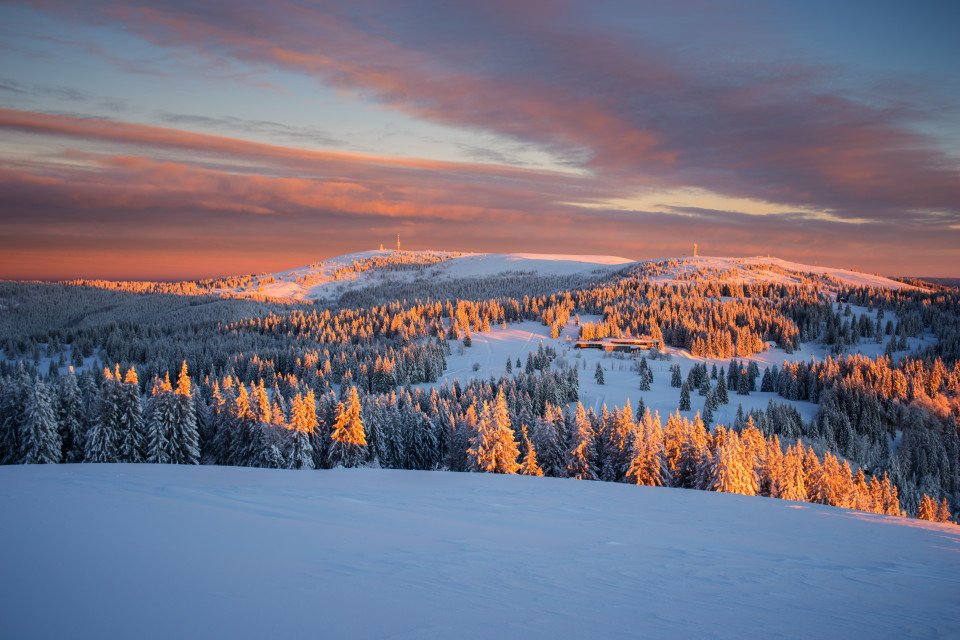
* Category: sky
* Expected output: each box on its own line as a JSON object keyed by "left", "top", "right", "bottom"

{"left": 0, "top": 0, "right": 958, "bottom": 280}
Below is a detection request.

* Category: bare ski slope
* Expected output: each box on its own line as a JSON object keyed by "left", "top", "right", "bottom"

{"left": 1, "top": 465, "right": 956, "bottom": 639}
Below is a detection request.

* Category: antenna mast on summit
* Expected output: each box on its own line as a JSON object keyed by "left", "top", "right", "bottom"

{"left": 397, "top": 233, "right": 400, "bottom": 252}
{"left": 694, "top": 243, "right": 698, "bottom": 258}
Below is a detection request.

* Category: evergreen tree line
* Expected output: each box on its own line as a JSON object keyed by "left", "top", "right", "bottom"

{"left": 1, "top": 364, "right": 199, "bottom": 466}
{"left": 838, "top": 283, "right": 960, "bottom": 364}
{"left": 1, "top": 359, "right": 953, "bottom": 524}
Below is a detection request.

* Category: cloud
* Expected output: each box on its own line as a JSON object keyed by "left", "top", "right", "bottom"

{"left": 3, "top": 1, "right": 959, "bottom": 277}
{"left": 20, "top": 0, "right": 955, "bottom": 223}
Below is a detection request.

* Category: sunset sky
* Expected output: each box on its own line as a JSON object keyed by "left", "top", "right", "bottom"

{"left": 1, "top": 0, "right": 958, "bottom": 280}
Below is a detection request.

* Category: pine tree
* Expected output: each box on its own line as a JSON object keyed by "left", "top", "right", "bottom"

{"left": 467, "top": 390, "right": 520, "bottom": 474}
{"left": 737, "top": 368, "right": 750, "bottom": 395}
{"left": 936, "top": 498, "right": 952, "bottom": 524}
{"left": 85, "top": 368, "right": 121, "bottom": 463}
{"left": 532, "top": 403, "right": 565, "bottom": 477}
{"left": 566, "top": 402, "right": 597, "bottom": 480}
{"left": 917, "top": 494, "right": 938, "bottom": 521}
{"left": 116, "top": 367, "right": 146, "bottom": 463}
{"left": 760, "top": 368, "right": 773, "bottom": 392}
{"left": 446, "top": 404, "right": 477, "bottom": 472}
{"left": 716, "top": 373, "right": 729, "bottom": 404}
{"left": 679, "top": 382, "right": 691, "bottom": 411}
{"left": 698, "top": 374, "right": 711, "bottom": 397}
{"left": 20, "top": 378, "right": 61, "bottom": 464}
{"left": 599, "top": 404, "right": 634, "bottom": 483}
{"left": 311, "top": 390, "right": 335, "bottom": 469}
{"left": 173, "top": 363, "right": 200, "bottom": 464}
{"left": 705, "top": 428, "right": 757, "bottom": 496}
{"left": 778, "top": 443, "right": 807, "bottom": 502}
{"left": 810, "top": 451, "right": 845, "bottom": 506}
{"left": 518, "top": 425, "right": 543, "bottom": 476}
{"left": 146, "top": 374, "right": 177, "bottom": 464}
{"left": 670, "top": 364, "right": 682, "bottom": 388}
{"left": 595, "top": 362, "right": 605, "bottom": 385}
{"left": 287, "top": 392, "right": 316, "bottom": 470}
{"left": 327, "top": 386, "right": 367, "bottom": 468}
{"left": 57, "top": 369, "right": 86, "bottom": 463}
{"left": 638, "top": 367, "right": 651, "bottom": 391}
{"left": 627, "top": 409, "right": 669, "bottom": 487}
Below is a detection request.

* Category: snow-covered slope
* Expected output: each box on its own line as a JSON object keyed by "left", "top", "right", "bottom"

{"left": 644, "top": 255, "right": 912, "bottom": 290}
{"left": 215, "top": 250, "right": 634, "bottom": 301}
{"left": 1, "top": 465, "right": 956, "bottom": 639}
{"left": 214, "top": 250, "right": 912, "bottom": 302}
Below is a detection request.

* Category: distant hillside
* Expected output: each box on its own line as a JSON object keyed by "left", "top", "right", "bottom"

{"left": 213, "top": 250, "right": 635, "bottom": 302}
{"left": 211, "top": 251, "right": 915, "bottom": 302}
{"left": 640, "top": 255, "right": 914, "bottom": 291}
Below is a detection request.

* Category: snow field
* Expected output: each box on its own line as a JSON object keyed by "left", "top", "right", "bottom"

{"left": 218, "top": 250, "right": 634, "bottom": 302}
{"left": 1, "top": 464, "right": 956, "bottom": 639}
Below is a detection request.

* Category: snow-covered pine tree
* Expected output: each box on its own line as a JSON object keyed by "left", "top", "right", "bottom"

{"left": 467, "top": 390, "right": 520, "bottom": 474}
{"left": 57, "top": 369, "right": 86, "bottom": 463}
{"left": 600, "top": 403, "right": 634, "bottom": 483}
{"left": 679, "top": 382, "right": 691, "bottom": 411}
{"left": 519, "top": 425, "right": 543, "bottom": 476}
{"left": 327, "top": 386, "right": 367, "bottom": 468}
{"left": 936, "top": 498, "right": 952, "bottom": 523}
{"left": 1, "top": 372, "right": 28, "bottom": 464}
{"left": 705, "top": 427, "right": 757, "bottom": 496}
{"left": 20, "top": 378, "right": 61, "bottom": 464}
{"left": 670, "top": 364, "right": 682, "bottom": 388}
{"left": 809, "top": 451, "right": 845, "bottom": 507}
{"left": 627, "top": 408, "right": 669, "bottom": 487}
{"left": 85, "top": 368, "right": 121, "bottom": 463}
{"left": 445, "top": 404, "right": 477, "bottom": 472}
{"left": 532, "top": 403, "right": 565, "bottom": 477}
{"left": 595, "top": 362, "right": 605, "bottom": 385}
{"left": 716, "top": 369, "right": 729, "bottom": 404}
{"left": 917, "top": 494, "right": 938, "bottom": 521}
{"left": 566, "top": 402, "right": 597, "bottom": 480}
{"left": 286, "top": 392, "right": 316, "bottom": 470}
{"left": 310, "top": 390, "right": 336, "bottom": 469}
{"left": 146, "top": 373, "right": 177, "bottom": 464}
{"left": 116, "top": 367, "right": 146, "bottom": 463}
{"left": 760, "top": 367, "right": 773, "bottom": 392}
{"left": 172, "top": 363, "right": 200, "bottom": 465}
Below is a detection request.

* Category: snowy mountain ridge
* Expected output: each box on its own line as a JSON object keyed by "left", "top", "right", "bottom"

{"left": 214, "top": 250, "right": 912, "bottom": 302}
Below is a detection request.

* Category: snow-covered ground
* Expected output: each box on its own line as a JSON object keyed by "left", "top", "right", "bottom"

{"left": 422, "top": 299, "right": 932, "bottom": 426}
{"left": 1, "top": 465, "right": 955, "bottom": 639}
{"left": 646, "top": 255, "right": 913, "bottom": 291}
{"left": 209, "top": 250, "right": 919, "bottom": 303}
{"left": 216, "top": 250, "right": 634, "bottom": 301}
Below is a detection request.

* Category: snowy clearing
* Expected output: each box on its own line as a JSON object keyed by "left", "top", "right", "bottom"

{"left": 0, "top": 465, "right": 956, "bottom": 639}
{"left": 421, "top": 303, "right": 929, "bottom": 427}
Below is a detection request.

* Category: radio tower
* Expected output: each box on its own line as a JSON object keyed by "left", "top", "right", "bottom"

{"left": 397, "top": 233, "right": 401, "bottom": 252}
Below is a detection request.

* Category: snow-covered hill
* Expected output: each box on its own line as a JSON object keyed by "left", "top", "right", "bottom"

{"left": 215, "top": 250, "right": 634, "bottom": 301}
{"left": 1, "top": 465, "right": 956, "bottom": 639}
{"left": 214, "top": 250, "right": 912, "bottom": 302}
{"left": 643, "top": 256, "right": 913, "bottom": 291}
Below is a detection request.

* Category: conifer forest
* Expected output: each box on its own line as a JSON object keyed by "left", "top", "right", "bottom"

{"left": 2, "top": 252, "right": 958, "bottom": 525}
